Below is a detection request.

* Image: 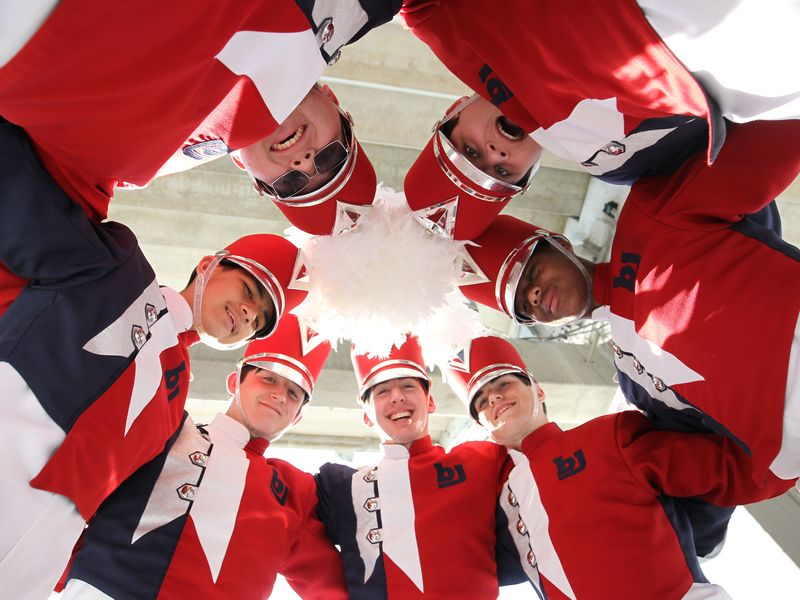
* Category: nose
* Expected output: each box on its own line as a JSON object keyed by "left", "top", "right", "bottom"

{"left": 526, "top": 283, "right": 542, "bottom": 308}
{"left": 240, "top": 300, "right": 259, "bottom": 329}
{"left": 271, "top": 382, "right": 288, "bottom": 404}
{"left": 486, "top": 140, "right": 509, "bottom": 160}
{"left": 389, "top": 386, "right": 406, "bottom": 403}
{"left": 290, "top": 148, "right": 317, "bottom": 175}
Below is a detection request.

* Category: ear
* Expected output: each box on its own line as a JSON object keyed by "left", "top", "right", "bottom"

{"left": 426, "top": 394, "right": 437, "bottom": 414}
{"left": 197, "top": 254, "right": 215, "bottom": 273}
{"left": 317, "top": 83, "right": 340, "bottom": 106}
{"left": 229, "top": 150, "right": 246, "bottom": 171}
{"left": 535, "top": 381, "right": 546, "bottom": 404}
{"left": 362, "top": 411, "right": 375, "bottom": 428}
{"left": 225, "top": 371, "right": 238, "bottom": 395}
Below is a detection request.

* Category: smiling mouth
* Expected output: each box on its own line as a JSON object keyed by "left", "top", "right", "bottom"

{"left": 271, "top": 125, "right": 306, "bottom": 151}
{"left": 494, "top": 403, "right": 514, "bottom": 420}
{"left": 496, "top": 117, "right": 525, "bottom": 141}
{"left": 225, "top": 306, "right": 237, "bottom": 335}
{"left": 389, "top": 410, "right": 412, "bottom": 422}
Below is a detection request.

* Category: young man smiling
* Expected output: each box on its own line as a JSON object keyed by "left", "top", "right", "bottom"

{"left": 0, "top": 119, "right": 309, "bottom": 598}
{"left": 0, "top": 0, "right": 395, "bottom": 314}
{"left": 314, "top": 335, "right": 531, "bottom": 599}
{"left": 457, "top": 120, "right": 800, "bottom": 561}
{"left": 59, "top": 314, "right": 348, "bottom": 599}
{"left": 446, "top": 335, "right": 795, "bottom": 600}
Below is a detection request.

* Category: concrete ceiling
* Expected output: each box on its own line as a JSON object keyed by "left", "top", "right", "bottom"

{"left": 108, "top": 19, "right": 800, "bottom": 455}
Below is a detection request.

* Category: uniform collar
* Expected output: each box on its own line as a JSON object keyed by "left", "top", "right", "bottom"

{"left": 161, "top": 285, "right": 193, "bottom": 332}
{"left": 207, "top": 413, "right": 251, "bottom": 451}
{"left": 592, "top": 262, "right": 611, "bottom": 307}
{"left": 381, "top": 435, "right": 433, "bottom": 460}
{"left": 519, "top": 422, "right": 562, "bottom": 455}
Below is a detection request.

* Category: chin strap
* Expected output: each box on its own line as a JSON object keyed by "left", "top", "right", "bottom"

{"left": 192, "top": 251, "right": 249, "bottom": 351}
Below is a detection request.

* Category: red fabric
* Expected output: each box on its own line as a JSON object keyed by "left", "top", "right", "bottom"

{"left": 513, "top": 414, "right": 793, "bottom": 599}
{"left": 31, "top": 340, "right": 191, "bottom": 520}
{"left": 595, "top": 119, "right": 800, "bottom": 483}
{"left": 401, "top": 0, "right": 713, "bottom": 159}
{"left": 157, "top": 451, "right": 348, "bottom": 600}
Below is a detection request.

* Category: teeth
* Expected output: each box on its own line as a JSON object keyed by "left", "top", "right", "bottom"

{"left": 271, "top": 125, "right": 305, "bottom": 151}
{"left": 390, "top": 411, "right": 412, "bottom": 421}
{"left": 496, "top": 404, "right": 512, "bottom": 419}
{"left": 497, "top": 118, "right": 524, "bottom": 141}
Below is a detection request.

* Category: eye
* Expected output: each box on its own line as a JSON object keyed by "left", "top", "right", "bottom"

{"left": 477, "top": 397, "right": 488, "bottom": 410}
{"left": 288, "top": 389, "right": 299, "bottom": 399}
{"left": 463, "top": 145, "right": 479, "bottom": 159}
{"left": 495, "top": 165, "right": 511, "bottom": 178}
{"left": 244, "top": 282, "right": 254, "bottom": 300}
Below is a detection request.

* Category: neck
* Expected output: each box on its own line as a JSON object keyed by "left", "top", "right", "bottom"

{"left": 179, "top": 282, "right": 197, "bottom": 332}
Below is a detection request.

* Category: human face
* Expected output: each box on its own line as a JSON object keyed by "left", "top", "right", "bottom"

{"left": 231, "top": 368, "right": 305, "bottom": 440}
{"left": 195, "top": 258, "right": 275, "bottom": 345}
{"left": 513, "top": 239, "right": 591, "bottom": 325}
{"left": 234, "top": 85, "right": 346, "bottom": 194}
{"left": 472, "top": 374, "right": 544, "bottom": 449}
{"left": 447, "top": 96, "right": 541, "bottom": 185}
{"left": 363, "top": 377, "right": 435, "bottom": 447}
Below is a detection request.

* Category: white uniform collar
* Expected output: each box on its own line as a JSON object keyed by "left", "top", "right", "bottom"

{"left": 207, "top": 413, "right": 250, "bottom": 451}
{"left": 161, "top": 286, "right": 193, "bottom": 332}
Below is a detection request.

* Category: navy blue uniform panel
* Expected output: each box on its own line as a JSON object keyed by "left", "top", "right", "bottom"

{"left": 0, "top": 243, "right": 159, "bottom": 431}
{"left": 316, "top": 462, "right": 388, "bottom": 600}
{"left": 594, "top": 116, "right": 709, "bottom": 185}
{"left": 617, "top": 369, "right": 739, "bottom": 560}
{"left": 494, "top": 502, "right": 538, "bottom": 591}
{"left": 68, "top": 413, "right": 191, "bottom": 600}
{"left": 656, "top": 495, "right": 708, "bottom": 584}
{"left": 0, "top": 119, "right": 133, "bottom": 285}
{"left": 293, "top": 0, "right": 402, "bottom": 62}
{"left": 734, "top": 209, "right": 800, "bottom": 261}
{"left": 748, "top": 201, "right": 783, "bottom": 238}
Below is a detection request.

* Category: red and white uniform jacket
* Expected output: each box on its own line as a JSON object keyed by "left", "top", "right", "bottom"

{"left": 316, "top": 437, "right": 530, "bottom": 599}
{"left": 0, "top": 0, "right": 398, "bottom": 220}
{"left": 592, "top": 119, "right": 800, "bottom": 484}
{"left": 61, "top": 413, "right": 347, "bottom": 599}
{"left": 401, "top": 0, "right": 722, "bottom": 184}
{"left": 0, "top": 0, "right": 399, "bottom": 314}
{"left": 502, "top": 413, "right": 794, "bottom": 600}
{"left": 0, "top": 120, "right": 194, "bottom": 520}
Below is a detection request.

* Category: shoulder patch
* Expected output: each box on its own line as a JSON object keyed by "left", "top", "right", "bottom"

{"left": 182, "top": 139, "right": 231, "bottom": 161}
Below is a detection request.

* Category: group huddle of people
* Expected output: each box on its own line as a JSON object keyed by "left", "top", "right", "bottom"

{"left": 0, "top": 0, "right": 798, "bottom": 598}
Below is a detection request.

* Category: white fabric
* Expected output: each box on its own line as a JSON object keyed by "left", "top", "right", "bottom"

{"left": 190, "top": 414, "right": 250, "bottom": 583}
{"left": 377, "top": 444, "right": 424, "bottom": 593}
{"left": 61, "top": 579, "right": 115, "bottom": 599}
{"left": 508, "top": 450, "right": 576, "bottom": 600}
{"left": 0, "top": 362, "right": 84, "bottom": 600}
{"left": 593, "top": 306, "right": 705, "bottom": 387}
{"left": 639, "top": 0, "right": 800, "bottom": 122}
{"left": 215, "top": 30, "right": 325, "bottom": 124}
{"left": 0, "top": 0, "right": 59, "bottom": 68}
{"left": 684, "top": 582, "right": 733, "bottom": 599}
{"left": 770, "top": 310, "right": 800, "bottom": 480}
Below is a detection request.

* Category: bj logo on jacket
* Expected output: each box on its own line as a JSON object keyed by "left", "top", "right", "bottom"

{"left": 553, "top": 450, "right": 586, "bottom": 480}
{"left": 613, "top": 252, "right": 640, "bottom": 293}
{"left": 478, "top": 63, "right": 513, "bottom": 106}
{"left": 270, "top": 469, "right": 289, "bottom": 505}
{"left": 434, "top": 462, "right": 467, "bottom": 488}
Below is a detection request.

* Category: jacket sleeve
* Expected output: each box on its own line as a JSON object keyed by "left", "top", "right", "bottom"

{"left": 281, "top": 471, "right": 348, "bottom": 600}
{"left": 630, "top": 119, "right": 800, "bottom": 228}
{"left": 0, "top": 119, "right": 133, "bottom": 287}
{"left": 617, "top": 411, "right": 796, "bottom": 505}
